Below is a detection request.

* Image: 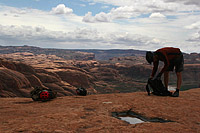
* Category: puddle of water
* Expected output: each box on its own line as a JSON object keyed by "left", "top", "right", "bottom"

{"left": 168, "top": 86, "right": 176, "bottom": 91}
{"left": 119, "top": 116, "right": 144, "bottom": 124}
{"left": 112, "top": 110, "right": 174, "bottom": 124}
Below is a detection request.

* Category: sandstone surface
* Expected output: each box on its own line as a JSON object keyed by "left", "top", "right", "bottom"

{"left": 0, "top": 88, "right": 200, "bottom": 132}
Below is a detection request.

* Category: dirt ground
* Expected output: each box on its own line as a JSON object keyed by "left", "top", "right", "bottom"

{"left": 0, "top": 88, "right": 200, "bottom": 133}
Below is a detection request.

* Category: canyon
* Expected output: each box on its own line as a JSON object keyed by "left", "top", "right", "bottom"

{"left": 0, "top": 46, "right": 199, "bottom": 97}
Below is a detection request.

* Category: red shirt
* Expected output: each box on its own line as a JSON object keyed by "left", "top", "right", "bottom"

{"left": 151, "top": 47, "right": 182, "bottom": 77}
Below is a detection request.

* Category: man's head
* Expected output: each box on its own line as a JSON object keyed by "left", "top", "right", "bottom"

{"left": 146, "top": 51, "right": 153, "bottom": 64}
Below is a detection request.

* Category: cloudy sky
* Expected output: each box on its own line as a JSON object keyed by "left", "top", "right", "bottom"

{"left": 0, "top": 0, "right": 200, "bottom": 53}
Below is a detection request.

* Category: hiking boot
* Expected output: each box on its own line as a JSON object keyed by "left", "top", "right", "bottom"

{"left": 172, "top": 91, "right": 179, "bottom": 97}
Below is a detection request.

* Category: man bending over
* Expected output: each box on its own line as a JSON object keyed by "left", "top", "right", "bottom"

{"left": 146, "top": 47, "right": 184, "bottom": 97}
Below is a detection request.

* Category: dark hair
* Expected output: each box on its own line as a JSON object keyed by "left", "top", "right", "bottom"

{"left": 146, "top": 51, "right": 153, "bottom": 64}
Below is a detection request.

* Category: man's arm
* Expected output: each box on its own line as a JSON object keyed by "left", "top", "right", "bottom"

{"left": 159, "top": 53, "right": 170, "bottom": 76}
{"left": 160, "top": 64, "right": 169, "bottom": 75}
{"left": 151, "top": 60, "right": 159, "bottom": 78}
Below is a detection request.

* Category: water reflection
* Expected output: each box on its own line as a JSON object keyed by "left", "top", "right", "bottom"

{"left": 112, "top": 110, "right": 174, "bottom": 124}
{"left": 119, "top": 116, "right": 144, "bottom": 124}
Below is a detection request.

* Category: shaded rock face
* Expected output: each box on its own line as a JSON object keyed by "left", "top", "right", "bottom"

{"left": 55, "top": 70, "right": 93, "bottom": 88}
{"left": 83, "top": 64, "right": 151, "bottom": 93}
{"left": 0, "top": 67, "right": 32, "bottom": 97}
{"left": 0, "top": 59, "right": 81, "bottom": 97}
{"left": 25, "top": 74, "right": 43, "bottom": 87}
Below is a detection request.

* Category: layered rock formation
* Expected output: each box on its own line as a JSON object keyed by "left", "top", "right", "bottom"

{"left": 0, "top": 47, "right": 200, "bottom": 97}
{"left": 0, "top": 52, "right": 150, "bottom": 97}
{"left": 0, "top": 58, "right": 97, "bottom": 97}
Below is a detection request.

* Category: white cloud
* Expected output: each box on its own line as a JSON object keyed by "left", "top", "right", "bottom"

{"left": 82, "top": 12, "right": 95, "bottom": 23}
{"left": 185, "top": 21, "right": 200, "bottom": 43}
{"left": 83, "top": 2, "right": 195, "bottom": 23}
{"left": 185, "top": 21, "right": 200, "bottom": 30}
{"left": 94, "top": 12, "right": 111, "bottom": 22}
{"left": 51, "top": 4, "right": 73, "bottom": 15}
{"left": 187, "top": 31, "right": 200, "bottom": 42}
{"left": 1, "top": 2, "right": 200, "bottom": 52}
{"left": 164, "top": 0, "right": 200, "bottom": 6}
{"left": 86, "top": 0, "right": 200, "bottom": 12}
{"left": 81, "top": 0, "right": 200, "bottom": 52}
{"left": 149, "top": 12, "right": 166, "bottom": 18}
{"left": 110, "top": 6, "right": 139, "bottom": 19}
{"left": 0, "top": 5, "right": 81, "bottom": 32}
{"left": 82, "top": 0, "right": 200, "bottom": 26}
{"left": 83, "top": 12, "right": 110, "bottom": 23}
{"left": 83, "top": 6, "right": 144, "bottom": 23}
{"left": 10, "top": 8, "right": 27, "bottom": 14}
{"left": 0, "top": 24, "right": 166, "bottom": 50}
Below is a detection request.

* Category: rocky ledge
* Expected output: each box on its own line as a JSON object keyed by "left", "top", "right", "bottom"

{"left": 0, "top": 88, "right": 199, "bottom": 132}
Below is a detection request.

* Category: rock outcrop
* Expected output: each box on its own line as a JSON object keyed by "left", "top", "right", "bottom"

{"left": 0, "top": 67, "right": 32, "bottom": 97}
{"left": 0, "top": 58, "right": 82, "bottom": 97}
{"left": 0, "top": 88, "right": 200, "bottom": 132}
